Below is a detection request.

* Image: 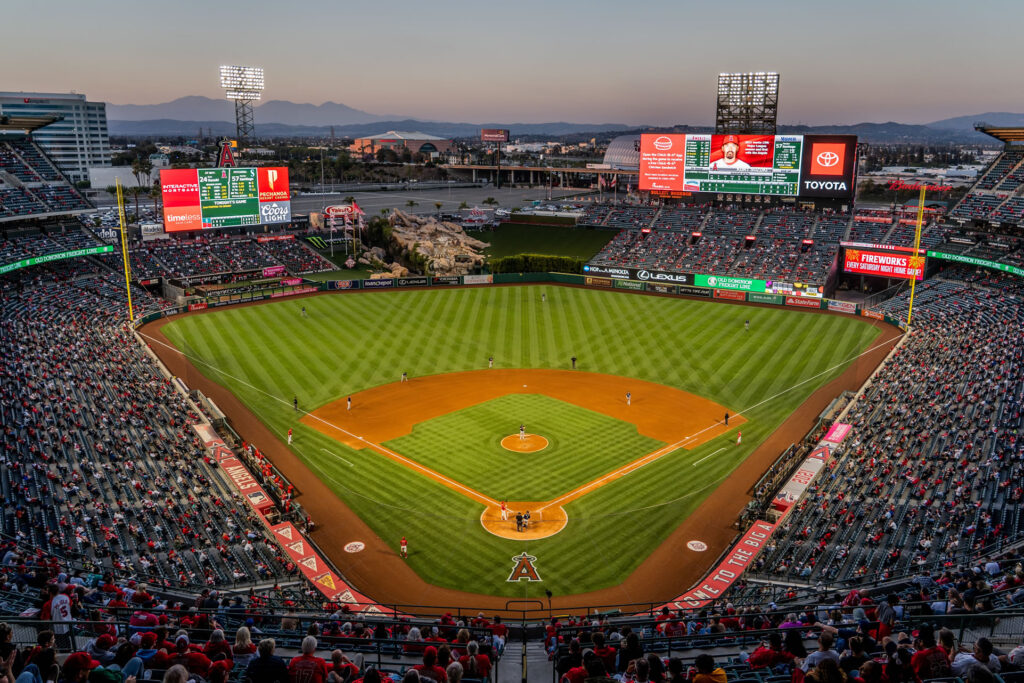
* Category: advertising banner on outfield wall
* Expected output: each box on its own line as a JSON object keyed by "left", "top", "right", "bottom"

{"left": 463, "top": 274, "right": 494, "bottom": 285}
{"left": 713, "top": 289, "right": 746, "bottom": 301}
{"left": 660, "top": 520, "right": 779, "bottom": 611}
{"left": 362, "top": 278, "right": 395, "bottom": 289}
{"left": 327, "top": 280, "right": 360, "bottom": 290}
{"left": 646, "top": 283, "right": 677, "bottom": 294}
{"left": 827, "top": 300, "right": 857, "bottom": 314}
{"left": 785, "top": 296, "right": 822, "bottom": 309}
{"left": 432, "top": 276, "right": 462, "bottom": 285}
{"left": 614, "top": 280, "right": 645, "bottom": 291}
{"left": 695, "top": 275, "right": 767, "bottom": 292}
{"left": 585, "top": 276, "right": 613, "bottom": 287}
{"left": 747, "top": 292, "right": 784, "bottom": 305}
{"left": 584, "top": 264, "right": 692, "bottom": 284}
{"left": 677, "top": 285, "right": 712, "bottom": 298}
{"left": 397, "top": 277, "right": 430, "bottom": 287}
{"left": 861, "top": 309, "right": 884, "bottom": 320}
{"left": 262, "top": 265, "right": 286, "bottom": 277}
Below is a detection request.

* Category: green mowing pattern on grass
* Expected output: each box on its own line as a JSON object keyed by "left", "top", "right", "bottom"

{"left": 467, "top": 224, "right": 616, "bottom": 260}
{"left": 384, "top": 394, "right": 665, "bottom": 501}
{"left": 161, "top": 286, "right": 884, "bottom": 598}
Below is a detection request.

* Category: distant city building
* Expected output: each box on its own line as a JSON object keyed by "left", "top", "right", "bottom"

{"left": 350, "top": 131, "right": 454, "bottom": 158}
{"left": 0, "top": 92, "right": 110, "bottom": 183}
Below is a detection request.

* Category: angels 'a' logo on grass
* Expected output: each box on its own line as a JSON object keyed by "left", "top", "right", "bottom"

{"left": 507, "top": 552, "right": 542, "bottom": 582}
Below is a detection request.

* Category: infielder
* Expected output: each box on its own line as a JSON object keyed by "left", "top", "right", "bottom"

{"left": 347, "top": 396, "right": 352, "bottom": 411}
{"left": 287, "top": 428, "right": 293, "bottom": 445}
{"left": 488, "top": 356, "right": 494, "bottom": 369}
{"left": 626, "top": 391, "right": 631, "bottom": 406}
{"left": 737, "top": 430, "right": 742, "bottom": 446}
{"left": 400, "top": 536, "right": 408, "bottom": 558}
{"left": 401, "top": 371, "right": 408, "bottom": 383}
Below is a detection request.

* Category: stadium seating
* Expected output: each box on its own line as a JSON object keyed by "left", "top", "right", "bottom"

{"left": 753, "top": 277, "right": 1024, "bottom": 585}
{"left": 990, "top": 198, "right": 1024, "bottom": 227}
{"left": 976, "top": 150, "right": 1024, "bottom": 190}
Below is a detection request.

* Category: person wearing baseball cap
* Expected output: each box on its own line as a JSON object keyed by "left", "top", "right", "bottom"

{"left": 59, "top": 653, "right": 100, "bottom": 683}
{"left": 711, "top": 134, "right": 750, "bottom": 170}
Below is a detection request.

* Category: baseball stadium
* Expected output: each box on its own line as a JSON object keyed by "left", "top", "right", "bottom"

{"left": 2, "top": 83, "right": 1024, "bottom": 683}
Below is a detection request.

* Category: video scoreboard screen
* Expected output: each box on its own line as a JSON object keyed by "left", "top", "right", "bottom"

{"left": 160, "top": 166, "right": 291, "bottom": 232}
{"left": 639, "top": 134, "right": 856, "bottom": 199}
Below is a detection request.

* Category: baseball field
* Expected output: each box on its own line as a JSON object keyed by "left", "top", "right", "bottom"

{"left": 152, "top": 285, "right": 892, "bottom": 605}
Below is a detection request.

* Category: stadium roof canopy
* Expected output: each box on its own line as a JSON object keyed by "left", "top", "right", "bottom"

{"left": 358, "top": 130, "right": 448, "bottom": 141}
{"left": 975, "top": 125, "right": 1024, "bottom": 143}
{"left": 603, "top": 134, "right": 641, "bottom": 170}
{"left": 0, "top": 114, "right": 61, "bottom": 133}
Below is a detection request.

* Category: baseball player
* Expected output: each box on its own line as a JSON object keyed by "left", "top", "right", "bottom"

{"left": 571, "top": 355, "right": 577, "bottom": 370}
{"left": 293, "top": 396, "right": 298, "bottom": 412}
{"left": 745, "top": 320, "right": 750, "bottom": 331}
{"left": 737, "top": 430, "right": 742, "bottom": 446}
{"left": 626, "top": 391, "right": 631, "bottom": 406}
{"left": 302, "top": 306, "right": 308, "bottom": 318}
{"left": 724, "top": 412, "right": 729, "bottom": 426}
{"left": 400, "top": 536, "right": 408, "bottom": 558}
{"left": 542, "top": 292, "right": 546, "bottom": 302}
{"left": 500, "top": 501, "right": 508, "bottom": 521}
{"left": 287, "top": 428, "right": 293, "bottom": 445}
{"left": 524, "top": 510, "right": 531, "bottom": 529}
{"left": 347, "top": 396, "right": 352, "bottom": 411}
{"left": 488, "top": 355, "right": 494, "bottom": 369}
{"left": 401, "top": 371, "right": 408, "bottom": 383}
{"left": 519, "top": 424, "right": 526, "bottom": 441}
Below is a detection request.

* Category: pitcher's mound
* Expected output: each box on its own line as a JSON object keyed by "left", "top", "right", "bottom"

{"left": 500, "top": 433, "right": 548, "bottom": 453}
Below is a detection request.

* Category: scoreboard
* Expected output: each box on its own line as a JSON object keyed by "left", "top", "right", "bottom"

{"left": 639, "top": 134, "right": 857, "bottom": 199}
{"left": 161, "top": 166, "right": 291, "bottom": 232}
{"left": 197, "top": 168, "right": 260, "bottom": 228}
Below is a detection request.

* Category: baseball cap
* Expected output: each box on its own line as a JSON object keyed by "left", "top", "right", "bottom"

{"left": 95, "top": 634, "right": 116, "bottom": 649}
{"left": 141, "top": 633, "right": 157, "bottom": 648}
{"left": 63, "top": 653, "right": 101, "bottom": 672}
{"left": 723, "top": 135, "right": 740, "bottom": 146}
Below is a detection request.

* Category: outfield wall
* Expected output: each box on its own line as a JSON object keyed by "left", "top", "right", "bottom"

{"left": 139, "top": 271, "right": 908, "bottom": 332}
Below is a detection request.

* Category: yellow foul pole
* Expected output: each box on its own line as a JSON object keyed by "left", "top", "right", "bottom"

{"left": 905, "top": 185, "right": 927, "bottom": 329}
{"left": 116, "top": 179, "right": 135, "bottom": 323}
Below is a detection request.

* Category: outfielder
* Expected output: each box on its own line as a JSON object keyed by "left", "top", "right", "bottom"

{"left": 400, "top": 536, "right": 408, "bottom": 558}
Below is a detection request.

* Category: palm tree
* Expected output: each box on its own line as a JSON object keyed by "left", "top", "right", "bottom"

{"left": 405, "top": 200, "right": 417, "bottom": 209}
{"left": 434, "top": 201, "right": 443, "bottom": 215}
{"left": 130, "top": 156, "right": 153, "bottom": 220}
{"left": 458, "top": 201, "right": 469, "bottom": 210}
{"left": 149, "top": 181, "right": 161, "bottom": 217}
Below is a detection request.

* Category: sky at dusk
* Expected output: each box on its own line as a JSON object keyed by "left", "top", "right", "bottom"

{"left": 2, "top": 0, "right": 1018, "bottom": 125}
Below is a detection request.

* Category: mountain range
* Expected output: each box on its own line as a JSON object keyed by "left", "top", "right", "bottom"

{"left": 106, "top": 97, "right": 1023, "bottom": 143}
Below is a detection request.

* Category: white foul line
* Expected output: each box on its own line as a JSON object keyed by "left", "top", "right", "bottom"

{"left": 321, "top": 448, "right": 355, "bottom": 468}
{"left": 692, "top": 447, "right": 726, "bottom": 467}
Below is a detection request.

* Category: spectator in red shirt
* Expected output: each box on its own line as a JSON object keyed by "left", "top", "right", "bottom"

{"left": 203, "top": 630, "right": 233, "bottom": 662}
{"left": 326, "top": 649, "right": 359, "bottom": 683}
{"left": 156, "top": 634, "right": 212, "bottom": 678}
{"left": 487, "top": 616, "right": 508, "bottom": 654}
{"left": 288, "top": 636, "right": 328, "bottom": 683}
{"left": 458, "top": 641, "right": 491, "bottom": 681}
{"left": 412, "top": 646, "right": 447, "bottom": 683}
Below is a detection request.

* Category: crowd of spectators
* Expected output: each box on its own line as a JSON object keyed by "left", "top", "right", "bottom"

{"left": 751, "top": 275, "right": 1023, "bottom": 585}
{"left": 0, "top": 262, "right": 300, "bottom": 592}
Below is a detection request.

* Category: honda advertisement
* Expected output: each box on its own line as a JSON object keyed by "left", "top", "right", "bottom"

{"left": 798, "top": 135, "right": 857, "bottom": 199}
{"left": 844, "top": 248, "right": 925, "bottom": 280}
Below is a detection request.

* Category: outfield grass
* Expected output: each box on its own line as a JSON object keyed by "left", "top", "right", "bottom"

{"left": 467, "top": 224, "right": 616, "bottom": 259}
{"left": 384, "top": 394, "right": 664, "bottom": 501}
{"left": 162, "top": 285, "right": 883, "bottom": 598}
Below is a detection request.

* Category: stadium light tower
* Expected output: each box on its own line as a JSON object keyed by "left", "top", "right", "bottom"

{"left": 715, "top": 72, "right": 779, "bottom": 135}
{"left": 219, "top": 65, "right": 264, "bottom": 144}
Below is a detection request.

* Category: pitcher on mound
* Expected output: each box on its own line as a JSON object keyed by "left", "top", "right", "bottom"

{"left": 519, "top": 424, "right": 526, "bottom": 441}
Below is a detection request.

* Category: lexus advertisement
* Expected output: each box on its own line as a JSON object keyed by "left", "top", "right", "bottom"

{"left": 583, "top": 264, "right": 692, "bottom": 284}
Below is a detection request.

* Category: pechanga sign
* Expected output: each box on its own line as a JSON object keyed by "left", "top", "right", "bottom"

{"left": 694, "top": 274, "right": 767, "bottom": 293}
{"left": 926, "top": 251, "right": 1024, "bottom": 278}
{"left": 0, "top": 245, "right": 115, "bottom": 276}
